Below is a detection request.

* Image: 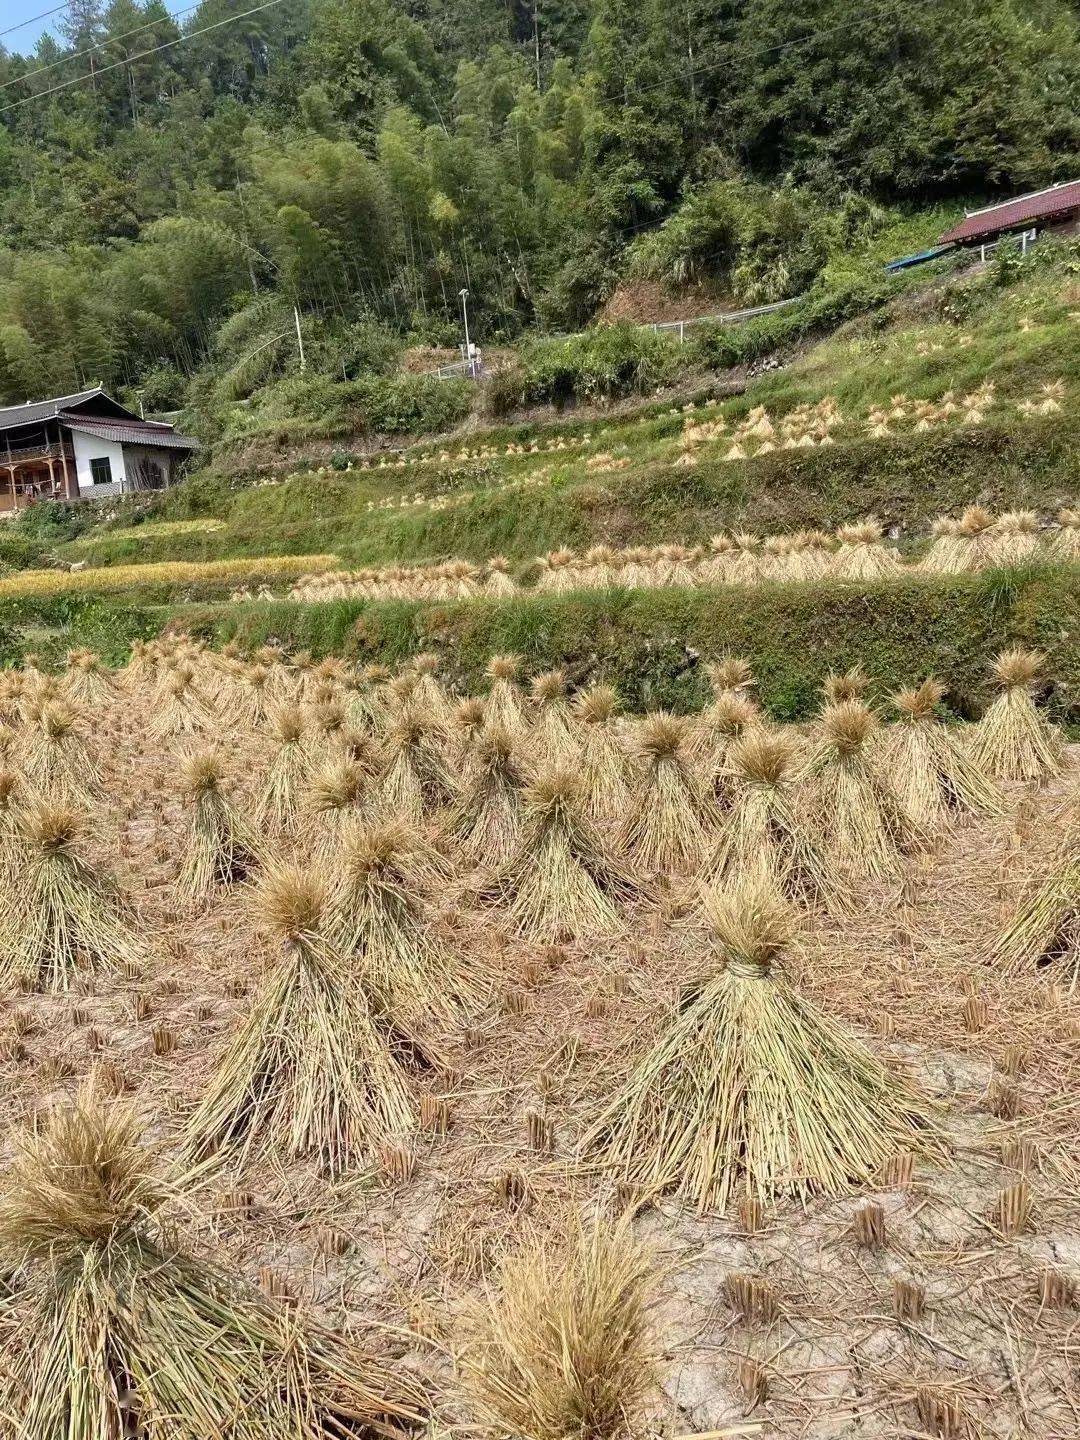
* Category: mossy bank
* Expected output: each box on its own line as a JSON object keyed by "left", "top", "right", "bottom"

{"left": 169, "top": 564, "right": 1080, "bottom": 725}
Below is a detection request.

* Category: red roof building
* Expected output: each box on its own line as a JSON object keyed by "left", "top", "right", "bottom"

{"left": 940, "top": 181, "right": 1080, "bottom": 245}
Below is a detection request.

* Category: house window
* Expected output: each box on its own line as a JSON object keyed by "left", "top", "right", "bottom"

{"left": 89, "top": 456, "right": 113, "bottom": 486}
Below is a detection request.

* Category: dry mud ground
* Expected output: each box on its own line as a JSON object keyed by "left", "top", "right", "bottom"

{"left": 1, "top": 690, "right": 1077, "bottom": 1440}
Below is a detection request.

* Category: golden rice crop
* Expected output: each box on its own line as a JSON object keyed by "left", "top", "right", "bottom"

{"left": 0, "top": 553, "right": 340, "bottom": 600}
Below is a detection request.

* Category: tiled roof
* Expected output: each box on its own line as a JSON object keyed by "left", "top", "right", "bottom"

{"left": 0, "top": 388, "right": 108, "bottom": 432}
{"left": 940, "top": 181, "right": 1080, "bottom": 243}
{"left": 61, "top": 416, "right": 198, "bottom": 451}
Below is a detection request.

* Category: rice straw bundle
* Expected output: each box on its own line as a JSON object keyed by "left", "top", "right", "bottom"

{"left": 0, "top": 800, "right": 147, "bottom": 990}
{"left": 990, "top": 812, "right": 1079, "bottom": 972}
{"left": 968, "top": 649, "right": 1063, "bottom": 783}
{"left": 153, "top": 663, "right": 214, "bottom": 737}
{"left": 234, "top": 663, "right": 271, "bottom": 728}
{"left": 530, "top": 669, "right": 577, "bottom": 760}
{"left": 728, "top": 533, "right": 760, "bottom": 585}
{"left": 64, "top": 649, "right": 116, "bottom": 706}
{"left": 698, "top": 533, "right": 735, "bottom": 584}
{"left": 485, "top": 556, "right": 518, "bottom": 597}
{"left": 1050, "top": 507, "right": 1080, "bottom": 562}
{"left": 699, "top": 730, "right": 849, "bottom": 913}
{"left": 188, "top": 865, "right": 417, "bottom": 1172}
{"left": 460, "top": 1220, "right": 657, "bottom": 1440}
{"left": 253, "top": 703, "right": 311, "bottom": 836}
{"left": 920, "top": 517, "right": 965, "bottom": 574}
{"left": 287, "top": 648, "right": 316, "bottom": 702}
{"left": 24, "top": 699, "right": 100, "bottom": 803}
{"left": 0, "top": 1084, "right": 419, "bottom": 1439}
{"left": 449, "top": 724, "right": 528, "bottom": 867}
{"left": 706, "top": 656, "right": 755, "bottom": 699}
{"left": 450, "top": 697, "right": 487, "bottom": 762}
{"left": 987, "top": 510, "right": 1041, "bottom": 567}
{"left": 953, "top": 505, "right": 997, "bottom": 571}
{"left": 177, "top": 750, "right": 265, "bottom": 902}
{"left": 799, "top": 701, "right": 913, "bottom": 880}
{"left": 305, "top": 756, "right": 371, "bottom": 860}
{"left": 483, "top": 767, "right": 646, "bottom": 942}
{"left": 573, "top": 685, "right": 631, "bottom": 824}
{"left": 409, "top": 652, "right": 453, "bottom": 728}
{"left": 618, "top": 714, "right": 715, "bottom": 873}
{"left": 344, "top": 663, "right": 390, "bottom": 730}
{"left": 690, "top": 691, "right": 761, "bottom": 784}
{"left": 486, "top": 654, "right": 528, "bottom": 735}
{"left": 377, "top": 707, "right": 460, "bottom": 823}
{"left": 821, "top": 665, "right": 869, "bottom": 707}
{"left": 0, "top": 769, "right": 17, "bottom": 881}
{"left": 332, "top": 820, "right": 485, "bottom": 1028}
{"left": 828, "top": 518, "right": 900, "bottom": 581}
{"left": 583, "top": 875, "right": 936, "bottom": 1209}
{"left": 885, "top": 680, "right": 1003, "bottom": 828}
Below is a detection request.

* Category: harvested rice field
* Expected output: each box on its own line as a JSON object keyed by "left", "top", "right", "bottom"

{"left": 0, "top": 641, "right": 1077, "bottom": 1439}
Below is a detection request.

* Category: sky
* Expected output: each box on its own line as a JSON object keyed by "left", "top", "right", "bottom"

{"left": 1, "top": 2, "right": 65, "bottom": 57}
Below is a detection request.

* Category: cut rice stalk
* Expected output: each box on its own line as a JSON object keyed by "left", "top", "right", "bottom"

{"left": 885, "top": 680, "right": 1003, "bottom": 829}
{"left": 698, "top": 729, "right": 851, "bottom": 913}
{"left": 253, "top": 703, "right": 311, "bottom": 836}
{"left": 583, "top": 875, "right": 938, "bottom": 1209}
{"left": 449, "top": 724, "right": 528, "bottom": 867}
{"left": 572, "top": 685, "right": 631, "bottom": 824}
{"left": 376, "top": 707, "right": 460, "bottom": 823}
{"left": 331, "top": 821, "right": 487, "bottom": 1029}
{"left": 798, "top": 701, "right": 916, "bottom": 881}
{"left": 618, "top": 714, "right": 717, "bottom": 874}
{"left": 24, "top": 699, "right": 100, "bottom": 804}
{"left": 990, "top": 815, "right": 1079, "bottom": 972}
{"left": 460, "top": 1219, "right": 657, "bottom": 1440}
{"left": 529, "top": 669, "right": 577, "bottom": 761}
{"left": 485, "top": 654, "right": 528, "bottom": 735}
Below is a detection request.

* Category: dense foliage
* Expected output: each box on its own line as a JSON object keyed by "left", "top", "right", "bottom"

{"left": 1, "top": 0, "right": 1079, "bottom": 421}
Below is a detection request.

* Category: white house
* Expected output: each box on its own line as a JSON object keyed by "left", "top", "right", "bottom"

{"left": 0, "top": 387, "right": 198, "bottom": 514}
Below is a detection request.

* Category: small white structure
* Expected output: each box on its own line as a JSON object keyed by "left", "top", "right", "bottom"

{"left": 0, "top": 388, "right": 197, "bottom": 514}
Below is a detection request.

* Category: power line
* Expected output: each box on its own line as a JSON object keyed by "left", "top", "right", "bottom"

{"left": 0, "top": 3, "right": 71, "bottom": 43}
{"left": 0, "top": 0, "right": 290, "bottom": 114}
{"left": 1, "top": 1, "right": 205, "bottom": 93}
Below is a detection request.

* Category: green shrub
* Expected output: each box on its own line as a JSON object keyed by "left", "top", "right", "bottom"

{"left": 348, "top": 373, "right": 472, "bottom": 436}
{"left": 692, "top": 273, "right": 902, "bottom": 369}
{"left": 489, "top": 324, "right": 684, "bottom": 414}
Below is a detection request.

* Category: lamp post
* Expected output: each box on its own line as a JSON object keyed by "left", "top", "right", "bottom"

{"left": 459, "top": 287, "right": 472, "bottom": 374}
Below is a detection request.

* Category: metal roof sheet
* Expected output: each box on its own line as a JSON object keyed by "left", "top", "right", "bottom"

{"left": 61, "top": 416, "right": 198, "bottom": 451}
{"left": 940, "top": 181, "right": 1080, "bottom": 243}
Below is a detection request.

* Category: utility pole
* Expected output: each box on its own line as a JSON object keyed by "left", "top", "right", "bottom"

{"left": 294, "top": 305, "right": 306, "bottom": 372}
{"left": 459, "top": 287, "right": 472, "bottom": 373}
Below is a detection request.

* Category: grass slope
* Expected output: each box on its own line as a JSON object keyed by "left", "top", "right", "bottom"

{"left": 172, "top": 565, "right": 1080, "bottom": 724}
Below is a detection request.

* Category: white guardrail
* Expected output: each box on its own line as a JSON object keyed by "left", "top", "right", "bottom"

{"left": 426, "top": 296, "right": 802, "bottom": 379}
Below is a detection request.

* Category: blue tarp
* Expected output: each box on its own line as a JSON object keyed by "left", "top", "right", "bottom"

{"left": 884, "top": 245, "right": 954, "bottom": 272}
